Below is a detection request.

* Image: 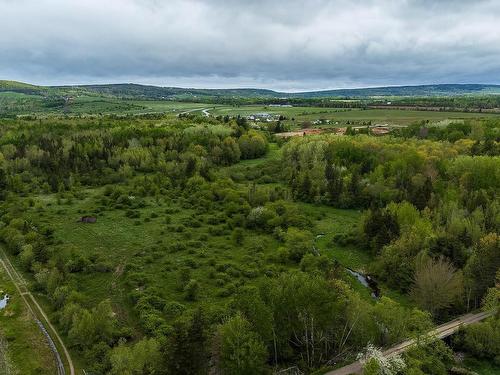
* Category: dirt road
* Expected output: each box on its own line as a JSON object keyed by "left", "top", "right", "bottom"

{"left": 325, "top": 310, "right": 493, "bottom": 375}
{"left": 0, "top": 248, "right": 75, "bottom": 375}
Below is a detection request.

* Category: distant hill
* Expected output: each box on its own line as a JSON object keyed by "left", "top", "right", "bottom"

{"left": 1, "top": 80, "right": 500, "bottom": 99}
{"left": 57, "top": 83, "right": 500, "bottom": 99}
{"left": 294, "top": 84, "right": 500, "bottom": 98}
{"left": 67, "top": 83, "right": 279, "bottom": 99}
{"left": 0, "top": 80, "right": 44, "bottom": 95}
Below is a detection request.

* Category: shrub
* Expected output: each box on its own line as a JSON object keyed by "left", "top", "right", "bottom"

{"left": 163, "top": 301, "right": 186, "bottom": 319}
{"left": 184, "top": 279, "right": 199, "bottom": 301}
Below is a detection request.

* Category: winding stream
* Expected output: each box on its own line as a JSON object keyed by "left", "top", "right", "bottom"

{"left": 346, "top": 269, "right": 380, "bottom": 298}
{"left": 315, "top": 234, "right": 380, "bottom": 298}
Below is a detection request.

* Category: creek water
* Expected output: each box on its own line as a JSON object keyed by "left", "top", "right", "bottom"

{"left": 315, "top": 233, "right": 380, "bottom": 298}
{"left": 346, "top": 269, "right": 380, "bottom": 298}
{"left": 0, "top": 294, "right": 10, "bottom": 309}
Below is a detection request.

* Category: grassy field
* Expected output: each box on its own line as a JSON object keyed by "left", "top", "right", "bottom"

{"left": 22, "top": 190, "right": 267, "bottom": 323}
{"left": 310, "top": 205, "right": 368, "bottom": 269}
{"left": 0, "top": 271, "right": 56, "bottom": 374}
{"left": 23, "top": 184, "right": 373, "bottom": 319}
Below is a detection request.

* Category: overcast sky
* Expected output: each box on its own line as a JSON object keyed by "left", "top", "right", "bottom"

{"left": 1, "top": 0, "right": 499, "bottom": 91}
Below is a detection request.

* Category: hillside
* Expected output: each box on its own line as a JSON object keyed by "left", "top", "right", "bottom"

{"left": 0, "top": 80, "right": 44, "bottom": 95}
{"left": 298, "top": 83, "right": 500, "bottom": 98}
{"left": 2, "top": 80, "right": 500, "bottom": 100}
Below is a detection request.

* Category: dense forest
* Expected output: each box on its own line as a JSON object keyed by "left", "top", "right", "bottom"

{"left": 0, "top": 112, "right": 498, "bottom": 375}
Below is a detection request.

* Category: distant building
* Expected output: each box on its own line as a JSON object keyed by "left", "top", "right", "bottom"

{"left": 247, "top": 112, "right": 279, "bottom": 122}
{"left": 275, "top": 128, "right": 323, "bottom": 138}
{"left": 371, "top": 126, "right": 391, "bottom": 136}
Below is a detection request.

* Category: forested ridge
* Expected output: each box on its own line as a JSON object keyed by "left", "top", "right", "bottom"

{"left": 0, "top": 113, "right": 498, "bottom": 374}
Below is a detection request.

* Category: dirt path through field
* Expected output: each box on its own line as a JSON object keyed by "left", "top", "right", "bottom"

{"left": 0, "top": 248, "right": 75, "bottom": 375}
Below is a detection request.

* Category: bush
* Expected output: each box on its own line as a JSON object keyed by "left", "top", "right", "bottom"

{"left": 184, "top": 279, "right": 199, "bottom": 301}
{"left": 163, "top": 301, "right": 186, "bottom": 319}
{"left": 454, "top": 320, "right": 500, "bottom": 361}
{"left": 332, "top": 231, "right": 358, "bottom": 247}
{"left": 285, "top": 227, "right": 314, "bottom": 262}
{"left": 125, "top": 210, "right": 141, "bottom": 219}
{"left": 232, "top": 228, "right": 245, "bottom": 245}
{"left": 176, "top": 268, "right": 191, "bottom": 291}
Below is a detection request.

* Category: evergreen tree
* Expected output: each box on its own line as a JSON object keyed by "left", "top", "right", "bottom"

{"left": 166, "top": 309, "right": 208, "bottom": 375}
{"left": 325, "top": 163, "right": 343, "bottom": 205}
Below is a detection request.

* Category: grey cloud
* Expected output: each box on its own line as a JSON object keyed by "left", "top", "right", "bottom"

{"left": 0, "top": 0, "right": 499, "bottom": 90}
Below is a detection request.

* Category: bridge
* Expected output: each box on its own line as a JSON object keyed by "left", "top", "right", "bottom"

{"left": 325, "top": 310, "right": 493, "bottom": 375}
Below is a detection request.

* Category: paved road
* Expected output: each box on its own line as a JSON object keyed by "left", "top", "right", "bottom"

{"left": 179, "top": 107, "right": 210, "bottom": 116}
{"left": 325, "top": 310, "right": 493, "bottom": 375}
{"left": 0, "top": 248, "right": 75, "bottom": 375}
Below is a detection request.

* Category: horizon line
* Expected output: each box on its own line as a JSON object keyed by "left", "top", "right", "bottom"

{"left": 3, "top": 79, "right": 500, "bottom": 94}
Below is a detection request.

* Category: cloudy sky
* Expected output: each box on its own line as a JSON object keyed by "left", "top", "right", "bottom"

{"left": 1, "top": 0, "right": 499, "bottom": 91}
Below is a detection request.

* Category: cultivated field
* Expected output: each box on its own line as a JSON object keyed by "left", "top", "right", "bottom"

{"left": 209, "top": 105, "right": 500, "bottom": 125}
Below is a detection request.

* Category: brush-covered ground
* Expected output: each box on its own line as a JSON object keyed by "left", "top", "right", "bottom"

{"left": 16, "top": 147, "right": 373, "bottom": 338}
{"left": 0, "top": 113, "right": 497, "bottom": 374}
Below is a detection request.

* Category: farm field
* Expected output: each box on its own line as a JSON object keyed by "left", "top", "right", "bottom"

{"left": 3, "top": 89, "right": 500, "bottom": 127}
{"left": 209, "top": 105, "right": 500, "bottom": 126}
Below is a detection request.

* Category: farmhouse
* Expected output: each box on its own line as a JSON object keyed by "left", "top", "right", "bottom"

{"left": 246, "top": 112, "right": 270, "bottom": 121}
{"left": 254, "top": 112, "right": 271, "bottom": 118}
{"left": 247, "top": 112, "right": 280, "bottom": 122}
